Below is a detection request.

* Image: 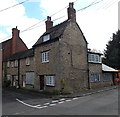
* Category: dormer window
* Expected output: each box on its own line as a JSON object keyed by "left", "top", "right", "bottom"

{"left": 88, "top": 54, "right": 101, "bottom": 63}
{"left": 43, "top": 34, "right": 50, "bottom": 42}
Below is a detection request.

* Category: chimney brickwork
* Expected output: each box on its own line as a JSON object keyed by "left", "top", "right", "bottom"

{"left": 12, "top": 26, "right": 20, "bottom": 55}
{"left": 2, "top": 27, "right": 28, "bottom": 60}
{"left": 67, "top": 2, "right": 76, "bottom": 22}
{"left": 45, "top": 16, "right": 53, "bottom": 31}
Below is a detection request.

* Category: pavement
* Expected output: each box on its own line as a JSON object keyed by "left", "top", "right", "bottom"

{"left": 53, "top": 85, "right": 118, "bottom": 99}
{"left": 3, "top": 85, "right": 117, "bottom": 99}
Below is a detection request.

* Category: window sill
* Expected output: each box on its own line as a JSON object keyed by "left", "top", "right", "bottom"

{"left": 26, "top": 64, "right": 30, "bottom": 66}
{"left": 42, "top": 61, "right": 49, "bottom": 63}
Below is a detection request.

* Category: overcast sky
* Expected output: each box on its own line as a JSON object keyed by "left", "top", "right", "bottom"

{"left": 0, "top": 0, "right": 119, "bottom": 53}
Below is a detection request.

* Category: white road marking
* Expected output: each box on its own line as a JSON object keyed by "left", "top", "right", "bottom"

{"left": 72, "top": 97, "right": 78, "bottom": 100}
{"left": 52, "top": 100, "right": 59, "bottom": 103}
{"left": 58, "top": 101, "right": 65, "bottom": 104}
{"left": 16, "top": 98, "right": 47, "bottom": 109}
{"left": 49, "top": 104, "right": 56, "bottom": 106}
{"left": 44, "top": 103, "right": 50, "bottom": 105}
{"left": 34, "top": 104, "right": 41, "bottom": 107}
{"left": 59, "top": 98, "right": 65, "bottom": 101}
{"left": 35, "top": 106, "right": 48, "bottom": 109}
{"left": 65, "top": 99, "right": 72, "bottom": 102}
{"left": 16, "top": 98, "right": 37, "bottom": 108}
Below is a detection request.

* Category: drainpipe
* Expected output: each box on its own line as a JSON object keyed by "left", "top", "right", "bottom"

{"left": 17, "top": 59, "right": 20, "bottom": 88}
{"left": 87, "top": 50, "right": 90, "bottom": 89}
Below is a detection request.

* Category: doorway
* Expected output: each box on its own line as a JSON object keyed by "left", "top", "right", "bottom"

{"left": 40, "top": 75, "right": 44, "bottom": 90}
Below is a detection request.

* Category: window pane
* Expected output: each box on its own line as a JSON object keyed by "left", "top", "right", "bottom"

{"left": 42, "top": 51, "right": 49, "bottom": 63}
{"left": 46, "top": 76, "right": 55, "bottom": 86}
{"left": 43, "top": 35, "right": 50, "bottom": 42}
{"left": 90, "top": 73, "right": 100, "bottom": 82}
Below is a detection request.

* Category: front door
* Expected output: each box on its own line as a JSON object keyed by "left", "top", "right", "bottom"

{"left": 40, "top": 75, "right": 44, "bottom": 90}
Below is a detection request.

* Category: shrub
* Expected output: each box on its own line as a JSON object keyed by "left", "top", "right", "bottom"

{"left": 3, "top": 80, "right": 11, "bottom": 88}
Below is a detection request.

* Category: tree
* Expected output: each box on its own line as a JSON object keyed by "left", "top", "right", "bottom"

{"left": 103, "top": 30, "right": 120, "bottom": 70}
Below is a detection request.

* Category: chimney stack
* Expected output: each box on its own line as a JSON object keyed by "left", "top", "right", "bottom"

{"left": 45, "top": 16, "right": 53, "bottom": 31}
{"left": 12, "top": 26, "right": 20, "bottom": 55}
{"left": 67, "top": 2, "right": 76, "bottom": 22}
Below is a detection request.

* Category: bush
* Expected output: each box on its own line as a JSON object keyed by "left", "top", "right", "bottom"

{"left": 3, "top": 80, "right": 11, "bottom": 88}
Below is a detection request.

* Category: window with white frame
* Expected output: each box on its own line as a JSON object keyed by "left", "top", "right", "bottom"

{"left": 26, "top": 58, "right": 30, "bottom": 66}
{"left": 43, "top": 34, "right": 50, "bottom": 42}
{"left": 90, "top": 73, "right": 100, "bottom": 82}
{"left": 46, "top": 76, "right": 55, "bottom": 86}
{"left": 14, "top": 60, "right": 18, "bottom": 67}
{"left": 7, "top": 61, "right": 10, "bottom": 68}
{"left": 88, "top": 54, "right": 101, "bottom": 63}
{"left": 42, "top": 51, "right": 49, "bottom": 63}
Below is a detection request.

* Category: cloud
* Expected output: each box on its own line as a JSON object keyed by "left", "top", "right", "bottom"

{"left": 0, "top": 0, "right": 118, "bottom": 51}
{"left": 39, "top": 0, "right": 118, "bottom": 52}
{"left": 0, "top": 0, "right": 43, "bottom": 48}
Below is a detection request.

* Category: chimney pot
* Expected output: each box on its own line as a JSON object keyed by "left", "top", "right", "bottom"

{"left": 69, "top": 2, "right": 73, "bottom": 8}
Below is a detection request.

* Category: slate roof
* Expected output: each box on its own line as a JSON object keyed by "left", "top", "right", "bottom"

{"left": 33, "top": 19, "right": 88, "bottom": 47}
{"left": 102, "top": 64, "right": 118, "bottom": 72}
{"left": 33, "top": 20, "right": 69, "bottom": 47}
{"left": 7, "top": 49, "right": 34, "bottom": 61}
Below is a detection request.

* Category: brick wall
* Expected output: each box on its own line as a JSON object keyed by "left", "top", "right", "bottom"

{"left": 3, "top": 27, "right": 28, "bottom": 61}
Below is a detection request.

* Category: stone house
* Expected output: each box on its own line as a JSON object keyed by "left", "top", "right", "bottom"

{"left": 1, "top": 27, "right": 28, "bottom": 83}
{"left": 88, "top": 51, "right": 117, "bottom": 88}
{"left": 32, "top": 3, "right": 88, "bottom": 93}
{"left": 6, "top": 49, "right": 34, "bottom": 88}
{"left": 3, "top": 2, "right": 118, "bottom": 93}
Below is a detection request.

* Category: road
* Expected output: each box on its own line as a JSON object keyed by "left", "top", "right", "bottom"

{"left": 2, "top": 88, "right": 119, "bottom": 116}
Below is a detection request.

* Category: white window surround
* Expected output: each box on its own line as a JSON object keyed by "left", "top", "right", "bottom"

{"left": 43, "top": 34, "right": 50, "bottom": 42}
{"left": 46, "top": 76, "right": 55, "bottom": 86}
{"left": 88, "top": 54, "right": 101, "bottom": 63}
{"left": 26, "top": 58, "right": 30, "bottom": 66}
{"left": 7, "top": 61, "right": 10, "bottom": 68}
{"left": 41, "top": 51, "right": 49, "bottom": 63}
{"left": 11, "top": 61, "right": 14, "bottom": 68}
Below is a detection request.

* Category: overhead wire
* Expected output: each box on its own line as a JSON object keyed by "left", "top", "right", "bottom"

{"left": 0, "top": 0, "right": 29, "bottom": 13}
{"left": 103, "top": 0, "right": 118, "bottom": 9}
{"left": 77, "top": 0, "right": 104, "bottom": 11}
{"left": 0, "top": 0, "right": 104, "bottom": 43}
